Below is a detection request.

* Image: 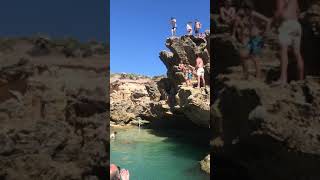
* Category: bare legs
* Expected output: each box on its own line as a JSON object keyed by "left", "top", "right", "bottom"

{"left": 241, "top": 49, "right": 261, "bottom": 79}
{"left": 240, "top": 49, "right": 250, "bottom": 79}
{"left": 171, "top": 28, "right": 176, "bottom": 37}
{"left": 241, "top": 58, "right": 261, "bottom": 79}
{"left": 253, "top": 56, "right": 261, "bottom": 79}
{"left": 276, "top": 44, "right": 289, "bottom": 85}
{"left": 197, "top": 75, "right": 201, "bottom": 88}
{"left": 202, "top": 75, "right": 205, "bottom": 87}
{"left": 197, "top": 75, "right": 205, "bottom": 88}
{"left": 294, "top": 47, "right": 304, "bottom": 80}
{"left": 274, "top": 44, "right": 304, "bottom": 85}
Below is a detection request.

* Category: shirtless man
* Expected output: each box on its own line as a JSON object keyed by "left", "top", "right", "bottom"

{"left": 220, "top": 0, "right": 236, "bottom": 25}
{"left": 269, "top": 0, "right": 304, "bottom": 85}
{"left": 170, "top": 17, "right": 177, "bottom": 37}
{"left": 194, "top": 20, "right": 202, "bottom": 37}
{"left": 196, "top": 55, "right": 205, "bottom": 88}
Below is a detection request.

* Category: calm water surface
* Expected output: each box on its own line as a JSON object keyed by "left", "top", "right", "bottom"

{"left": 110, "top": 127, "right": 210, "bottom": 180}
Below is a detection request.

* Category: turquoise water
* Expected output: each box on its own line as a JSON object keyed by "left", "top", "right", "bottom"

{"left": 110, "top": 127, "right": 210, "bottom": 180}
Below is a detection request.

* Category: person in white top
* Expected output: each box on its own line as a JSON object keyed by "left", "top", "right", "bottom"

{"left": 186, "top": 22, "right": 193, "bottom": 35}
{"left": 170, "top": 17, "right": 177, "bottom": 37}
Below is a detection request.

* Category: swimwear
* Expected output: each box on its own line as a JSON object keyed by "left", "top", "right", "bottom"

{"left": 248, "top": 36, "right": 263, "bottom": 56}
{"left": 197, "top": 67, "right": 205, "bottom": 76}
{"left": 278, "top": 19, "right": 302, "bottom": 50}
{"left": 188, "top": 72, "right": 193, "bottom": 80}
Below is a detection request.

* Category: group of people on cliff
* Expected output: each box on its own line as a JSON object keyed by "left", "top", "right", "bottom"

{"left": 177, "top": 55, "right": 206, "bottom": 89}
{"left": 218, "top": 0, "right": 304, "bottom": 86}
{"left": 170, "top": 17, "right": 208, "bottom": 38}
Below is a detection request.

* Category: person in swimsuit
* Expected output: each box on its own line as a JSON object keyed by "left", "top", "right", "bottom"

{"left": 170, "top": 17, "right": 177, "bottom": 37}
{"left": 186, "top": 22, "right": 193, "bottom": 36}
{"left": 234, "top": 4, "right": 270, "bottom": 79}
{"left": 194, "top": 20, "right": 202, "bottom": 37}
{"left": 233, "top": 7, "right": 251, "bottom": 79}
{"left": 196, "top": 55, "right": 205, "bottom": 88}
{"left": 110, "top": 131, "right": 117, "bottom": 140}
{"left": 247, "top": 25, "right": 265, "bottom": 79}
{"left": 186, "top": 68, "right": 193, "bottom": 86}
{"left": 268, "top": 0, "right": 304, "bottom": 85}
{"left": 178, "top": 63, "right": 189, "bottom": 86}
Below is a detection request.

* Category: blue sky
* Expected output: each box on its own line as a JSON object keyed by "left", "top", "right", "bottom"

{"left": 0, "top": 0, "right": 108, "bottom": 43}
{"left": 110, "top": 0, "right": 209, "bottom": 76}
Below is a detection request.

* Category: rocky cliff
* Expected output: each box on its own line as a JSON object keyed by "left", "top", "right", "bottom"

{"left": 0, "top": 37, "right": 108, "bottom": 180}
{"left": 212, "top": 1, "right": 320, "bottom": 179}
{"left": 110, "top": 35, "right": 211, "bottom": 174}
{"left": 160, "top": 35, "right": 211, "bottom": 128}
{"left": 110, "top": 35, "right": 210, "bottom": 128}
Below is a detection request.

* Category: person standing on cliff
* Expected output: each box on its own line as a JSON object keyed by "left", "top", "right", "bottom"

{"left": 170, "top": 17, "right": 177, "bottom": 37}
{"left": 196, "top": 55, "right": 205, "bottom": 88}
{"left": 194, "top": 20, "right": 202, "bottom": 37}
{"left": 186, "top": 21, "right": 193, "bottom": 36}
{"left": 268, "top": 0, "right": 304, "bottom": 85}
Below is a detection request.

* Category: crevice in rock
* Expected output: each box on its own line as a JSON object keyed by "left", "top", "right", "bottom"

{"left": 219, "top": 88, "right": 261, "bottom": 144}
{"left": 73, "top": 99, "right": 107, "bottom": 118}
{"left": 302, "top": 85, "right": 313, "bottom": 104}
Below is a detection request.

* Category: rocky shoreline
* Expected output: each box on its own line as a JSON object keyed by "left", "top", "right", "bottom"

{"left": 0, "top": 37, "right": 109, "bottom": 179}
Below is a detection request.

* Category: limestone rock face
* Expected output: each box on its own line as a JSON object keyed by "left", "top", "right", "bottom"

{"left": 0, "top": 38, "right": 108, "bottom": 180}
{"left": 211, "top": 1, "right": 320, "bottom": 178}
{"left": 110, "top": 35, "right": 211, "bottom": 128}
{"left": 159, "top": 35, "right": 211, "bottom": 128}
{"left": 200, "top": 154, "right": 210, "bottom": 174}
{"left": 160, "top": 36, "right": 210, "bottom": 87}
{"left": 178, "top": 86, "right": 210, "bottom": 127}
{"left": 110, "top": 76, "right": 169, "bottom": 125}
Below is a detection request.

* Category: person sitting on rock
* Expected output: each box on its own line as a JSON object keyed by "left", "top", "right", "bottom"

{"left": 196, "top": 55, "right": 205, "bottom": 88}
{"left": 170, "top": 17, "right": 177, "bottom": 37}
{"left": 110, "top": 131, "right": 117, "bottom": 140}
{"left": 194, "top": 20, "right": 202, "bottom": 37}
{"left": 219, "top": 0, "right": 236, "bottom": 26}
{"left": 186, "top": 21, "right": 193, "bottom": 36}
{"left": 110, "top": 164, "right": 130, "bottom": 180}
